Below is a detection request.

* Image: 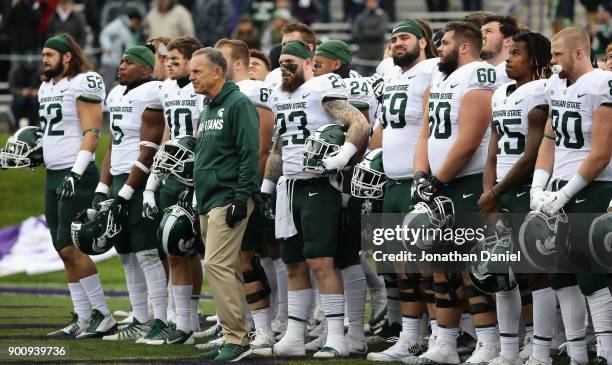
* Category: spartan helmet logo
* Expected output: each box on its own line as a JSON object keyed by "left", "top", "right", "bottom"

{"left": 178, "top": 238, "right": 194, "bottom": 253}
{"left": 92, "top": 236, "right": 110, "bottom": 253}
{"left": 217, "top": 108, "right": 224, "bottom": 118}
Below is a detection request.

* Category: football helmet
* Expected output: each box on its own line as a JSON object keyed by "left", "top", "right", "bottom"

{"left": 302, "top": 124, "right": 345, "bottom": 173}
{"left": 588, "top": 212, "right": 612, "bottom": 270}
{"left": 152, "top": 135, "right": 196, "bottom": 185}
{"left": 0, "top": 126, "right": 44, "bottom": 168}
{"left": 351, "top": 148, "right": 386, "bottom": 199}
{"left": 71, "top": 200, "right": 122, "bottom": 255}
{"left": 518, "top": 210, "right": 570, "bottom": 271}
{"left": 401, "top": 196, "right": 455, "bottom": 251}
{"left": 158, "top": 205, "right": 199, "bottom": 257}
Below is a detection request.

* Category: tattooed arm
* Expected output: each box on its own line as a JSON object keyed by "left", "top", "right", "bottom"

{"left": 261, "top": 128, "right": 283, "bottom": 193}
{"left": 322, "top": 98, "right": 370, "bottom": 147}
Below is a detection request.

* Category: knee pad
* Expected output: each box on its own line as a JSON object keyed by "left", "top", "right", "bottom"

{"left": 464, "top": 285, "right": 496, "bottom": 315}
{"left": 420, "top": 275, "right": 435, "bottom": 304}
{"left": 243, "top": 256, "right": 271, "bottom": 304}
{"left": 434, "top": 274, "right": 464, "bottom": 308}
{"left": 398, "top": 274, "right": 423, "bottom": 303}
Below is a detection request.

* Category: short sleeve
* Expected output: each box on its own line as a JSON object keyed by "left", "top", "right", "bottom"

{"left": 587, "top": 71, "right": 612, "bottom": 110}
{"left": 531, "top": 79, "right": 548, "bottom": 108}
{"left": 75, "top": 72, "right": 106, "bottom": 103}
{"left": 466, "top": 63, "right": 498, "bottom": 92}
{"left": 143, "top": 81, "right": 163, "bottom": 110}
{"left": 316, "top": 74, "right": 348, "bottom": 100}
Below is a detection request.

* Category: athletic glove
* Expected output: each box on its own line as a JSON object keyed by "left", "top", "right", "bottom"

{"left": 322, "top": 142, "right": 358, "bottom": 175}
{"left": 57, "top": 171, "right": 81, "bottom": 201}
{"left": 109, "top": 195, "right": 129, "bottom": 223}
{"left": 367, "top": 73, "right": 385, "bottom": 102}
{"left": 540, "top": 190, "right": 570, "bottom": 216}
{"left": 225, "top": 199, "right": 247, "bottom": 228}
{"left": 412, "top": 174, "right": 443, "bottom": 204}
{"left": 410, "top": 171, "right": 430, "bottom": 203}
{"left": 142, "top": 190, "right": 158, "bottom": 219}
{"left": 177, "top": 187, "right": 194, "bottom": 211}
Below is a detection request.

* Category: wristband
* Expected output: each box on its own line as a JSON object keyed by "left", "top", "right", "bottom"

{"left": 134, "top": 161, "right": 150, "bottom": 174}
{"left": 118, "top": 184, "right": 135, "bottom": 200}
{"left": 95, "top": 182, "right": 109, "bottom": 195}
{"left": 336, "top": 142, "right": 358, "bottom": 163}
{"left": 531, "top": 169, "right": 550, "bottom": 191}
{"left": 71, "top": 150, "right": 93, "bottom": 176}
{"left": 82, "top": 128, "right": 100, "bottom": 136}
{"left": 140, "top": 141, "right": 160, "bottom": 150}
{"left": 261, "top": 179, "right": 276, "bottom": 194}
{"left": 559, "top": 173, "right": 588, "bottom": 199}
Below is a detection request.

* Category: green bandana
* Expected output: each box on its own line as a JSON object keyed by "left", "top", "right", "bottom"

{"left": 315, "top": 40, "right": 352, "bottom": 64}
{"left": 44, "top": 35, "right": 70, "bottom": 54}
{"left": 122, "top": 45, "right": 155, "bottom": 70}
{"left": 391, "top": 19, "right": 424, "bottom": 38}
{"left": 281, "top": 41, "right": 313, "bottom": 60}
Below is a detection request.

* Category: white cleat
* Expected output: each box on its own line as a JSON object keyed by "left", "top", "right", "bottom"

{"left": 200, "top": 324, "right": 221, "bottom": 339}
{"left": 117, "top": 314, "right": 135, "bottom": 325}
{"left": 195, "top": 335, "right": 223, "bottom": 351}
{"left": 414, "top": 339, "right": 461, "bottom": 365}
{"left": 488, "top": 355, "right": 522, "bottom": 365}
{"left": 519, "top": 335, "right": 533, "bottom": 363}
{"left": 250, "top": 328, "right": 275, "bottom": 356}
{"left": 102, "top": 319, "right": 149, "bottom": 341}
{"left": 271, "top": 318, "right": 287, "bottom": 335}
{"left": 113, "top": 309, "right": 130, "bottom": 318}
{"left": 461, "top": 341, "right": 500, "bottom": 365}
{"left": 47, "top": 312, "right": 89, "bottom": 338}
{"left": 313, "top": 340, "right": 350, "bottom": 359}
{"left": 368, "top": 339, "right": 422, "bottom": 362}
{"left": 524, "top": 357, "right": 552, "bottom": 365}
{"left": 269, "top": 334, "right": 306, "bottom": 356}
{"left": 76, "top": 310, "right": 117, "bottom": 339}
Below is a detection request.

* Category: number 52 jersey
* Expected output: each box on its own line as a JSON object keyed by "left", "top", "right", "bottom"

{"left": 38, "top": 72, "right": 106, "bottom": 170}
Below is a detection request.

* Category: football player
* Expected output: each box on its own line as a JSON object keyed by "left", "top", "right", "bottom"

{"left": 249, "top": 49, "right": 271, "bottom": 81}
{"left": 477, "top": 32, "right": 552, "bottom": 365}
{"left": 33, "top": 33, "right": 116, "bottom": 339}
{"left": 142, "top": 36, "right": 205, "bottom": 345}
{"left": 412, "top": 21, "right": 498, "bottom": 365}
{"left": 215, "top": 38, "right": 276, "bottom": 354}
{"left": 261, "top": 40, "right": 369, "bottom": 358}
{"left": 480, "top": 15, "right": 520, "bottom": 83}
{"left": 531, "top": 27, "right": 612, "bottom": 365}
{"left": 97, "top": 46, "right": 169, "bottom": 342}
{"left": 360, "top": 19, "right": 441, "bottom": 362}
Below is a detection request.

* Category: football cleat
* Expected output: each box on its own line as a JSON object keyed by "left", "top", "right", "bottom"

{"left": 138, "top": 318, "right": 170, "bottom": 345}
{"left": 47, "top": 312, "right": 89, "bottom": 338}
{"left": 461, "top": 341, "right": 500, "bottom": 365}
{"left": 347, "top": 333, "right": 368, "bottom": 354}
{"left": 271, "top": 318, "right": 287, "bottom": 336}
{"left": 113, "top": 309, "right": 130, "bottom": 318}
{"left": 368, "top": 320, "right": 401, "bottom": 345}
{"left": 524, "top": 356, "right": 552, "bottom": 365}
{"left": 165, "top": 328, "right": 195, "bottom": 345}
{"left": 249, "top": 328, "right": 275, "bottom": 355}
{"left": 102, "top": 318, "right": 148, "bottom": 341}
{"left": 414, "top": 338, "right": 461, "bottom": 365}
{"left": 204, "top": 314, "right": 218, "bottom": 323}
{"left": 367, "top": 339, "right": 422, "bottom": 361}
{"left": 200, "top": 323, "right": 222, "bottom": 339}
{"left": 457, "top": 331, "right": 478, "bottom": 355}
{"left": 306, "top": 333, "right": 326, "bottom": 352}
{"left": 313, "top": 344, "right": 350, "bottom": 358}
{"left": 195, "top": 335, "right": 224, "bottom": 351}
{"left": 76, "top": 309, "right": 117, "bottom": 339}
{"left": 0, "top": 126, "right": 44, "bottom": 168}
{"left": 302, "top": 124, "right": 346, "bottom": 174}
{"left": 487, "top": 355, "right": 522, "bottom": 365}
{"left": 152, "top": 135, "right": 195, "bottom": 185}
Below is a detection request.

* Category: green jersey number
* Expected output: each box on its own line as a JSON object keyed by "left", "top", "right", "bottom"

{"left": 551, "top": 109, "right": 584, "bottom": 149}
{"left": 477, "top": 68, "right": 496, "bottom": 84}
{"left": 86, "top": 75, "right": 103, "bottom": 89}
{"left": 110, "top": 114, "right": 125, "bottom": 145}
{"left": 493, "top": 118, "right": 525, "bottom": 155}
{"left": 40, "top": 103, "right": 64, "bottom": 136}
{"left": 428, "top": 101, "right": 451, "bottom": 139}
{"left": 260, "top": 88, "right": 271, "bottom": 103}
{"left": 349, "top": 80, "right": 369, "bottom": 96}
{"left": 165, "top": 108, "right": 193, "bottom": 137}
{"left": 277, "top": 110, "right": 310, "bottom": 146}
{"left": 328, "top": 75, "right": 344, "bottom": 89}
{"left": 381, "top": 93, "right": 407, "bottom": 129}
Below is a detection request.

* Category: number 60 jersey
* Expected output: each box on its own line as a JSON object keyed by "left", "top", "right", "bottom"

{"left": 39, "top": 71, "right": 106, "bottom": 169}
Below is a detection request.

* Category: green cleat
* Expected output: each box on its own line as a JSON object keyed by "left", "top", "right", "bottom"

{"left": 165, "top": 328, "right": 194, "bottom": 345}
{"left": 138, "top": 319, "right": 170, "bottom": 345}
{"left": 214, "top": 343, "right": 252, "bottom": 362}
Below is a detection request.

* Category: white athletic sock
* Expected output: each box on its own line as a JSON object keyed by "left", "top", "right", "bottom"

{"left": 461, "top": 311, "right": 477, "bottom": 339}
{"left": 532, "top": 287, "right": 556, "bottom": 362}
{"left": 400, "top": 315, "right": 421, "bottom": 343}
{"left": 497, "top": 287, "right": 521, "bottom": 360}
{"left": 120, "top": 253, "right": 149, "bottom": 323}
{"left": 136, "top": 250, "right": 168, "bottom": 323}
{"left": 476, "top": 326, "right": 499, "bottom": 346}
{"left": 282, "top": 288, "right": 312, "bottom": 344}
{"left": 80, "top": 273, "right": 110, "bottom": 316}
{"left": 172, "top": 285, "right": 191, "bottom": 333}
{"left": 273, "top": 258, "right": 288, "bottom": 322}
{"left": 252, "top": 307, "right": 272, "bottom": 333}
{"left": 430, "top": 319, "right": 439, "bottom": 337}
{"left": 260, "top": 257, "right": 278, "bottom": 319}
{"left": 320, "top": 293, "right": 345, "bottom": 347}
{"left": 190, "top": 295, "right": 200, "bottom": 332}
{"left": 386, "top": 286, "right": 401, "bottom": 325}
{"left": 438, "top": 325, "right": 459, "bottom": 348}
{"left": 586, "top": 288, "right": 612, "bottom": 362}
{"left": 420, "top": 314, "right": 430, "bottom": 343}
{"left": 556, "top": 285, "right": 587, "bottom": 363}
{"left": 167, "top": 280, "right": 175, "bottom": 323}
{"left": 360, "top": 256, "right": 384, "bottom": 288}
{"left": 341, "top": 265, "right": 366, "bottom": 343}
{"left": 68, "top": 282, "right": 91, "bottom": 322}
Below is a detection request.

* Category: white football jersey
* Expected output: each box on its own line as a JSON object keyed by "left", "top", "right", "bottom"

{"left": 428, "top": 61, "right": 497, "bottom": 177}
{"left": 349, "top": 69, "right": 362, "bottom": 78}
{"left": 237, "top": 79, "right": 273, "bottom": 110}
{"left": 382, "top": 58, "right": 438, "bottom": 179}
{"left": 270, "top": 74, "right": 348, "bottom": 179}
{"left": 545, "top": 69, "right": 612, "bottom": 181}
{"left": 376, "top": 57, "right": 399, "bottom": 79}
{"left": 106, "top": 80, "right": 163, "bottom": 175}
{"left": 495, "top": 61, "right": 511, "bottom": 84}
{"left": 344, "top": 77, "right": 378, "bottom": 126}
{"left": 159, "top": 79, "right": 204, "bottom": 138}
{"left": 492, "top": 79, "right": 547, "bottom": 181}
{"left": 38, "top": 72, "right": 105, "bottom": 170}
{"left": 264, "top": 67, "right": 282, "bottom": 91}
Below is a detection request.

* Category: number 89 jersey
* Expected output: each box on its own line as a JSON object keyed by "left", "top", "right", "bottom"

{"left": 428, "top": 61, "right": 497, "bottom": 178}
{"left": 159, "top": 79, "right": 204, "bottom": 138}
{"left": 38, "top": 71, "right": 106, "bottom": 170}
{"left": 545, "top": 69, "right": 612, "bottom": 182}
{"left": 270, "top": 74, "right": 348, "bottom": 179}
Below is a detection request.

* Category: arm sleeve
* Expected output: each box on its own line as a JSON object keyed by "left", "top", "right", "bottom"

{"left": 231, "top": 98, "right": 260, "bottom": 203}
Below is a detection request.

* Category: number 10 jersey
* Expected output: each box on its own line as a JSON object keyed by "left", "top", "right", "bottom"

{"left": 159, "top": 79, "right": 204, "bottom": 138}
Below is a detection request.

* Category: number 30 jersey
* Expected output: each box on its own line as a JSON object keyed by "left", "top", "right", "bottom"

{"left": 545, "top": 69, "right": 612, "bottom": 182}
{"left": 38, "top": 72, "right": 106, "bottom": 170}
{"left": 159, "top": 78, "right": 204, "bottom": 138}
{"left": 428, "top": 61, "right": 497, "bottom": 178}
{"left": 492, "top": 79, "right": 547, "bottom": 181}
{"left": 270, "top": 74, "right": 348, "bottom": 179}
{"left": 106, "top": 80, "right": 163, "bottom": 176}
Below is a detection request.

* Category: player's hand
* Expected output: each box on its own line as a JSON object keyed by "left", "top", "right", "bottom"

{"left": 109, "top": 196, "right": 129, "bottom": 222}
{"left": 57, "top": 172, "right": 81, "bottom": 201}
{"left": 177, "top": 187, "right": 194, "bottom": 211}
{"left": 92, "top": 192, "right": 108, "bottom": 209}
{"left": 367, "top": 73, "right": 384, "bottom": 102}
{"left": 477, "top": 189, "right": 498, "bottom": 214}
{"left": 225, "top": 199, "right": 247, "bottom": 228}
{"left": 529, "top": 188, "right": 549, "bottom": 212}
{"left": 142, "top": 190, "right": 158, "bottom": 219}
{"left": 322, "top": 153, "right": 350, "bottom": 175}
{"left": 540, "top": 191, "right": 570, "bottom": 216}
{"left": 410, "top": 171, "right": 429, "bottom": 203}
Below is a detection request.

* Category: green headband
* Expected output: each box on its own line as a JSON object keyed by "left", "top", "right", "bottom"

{"left": 44, "top": 35, "right": 70, "bottom": 54}
{"left": 315, "top": 40, "right": 352, "bottom": 64}
{"left": 281, "top": 41, "right": 313, "bottom": 60}
{"left": 122, "top": 45, "right": 155, "bottom": 70}
{"left": 391, "top": 19, "right": 424, "bottom": 38}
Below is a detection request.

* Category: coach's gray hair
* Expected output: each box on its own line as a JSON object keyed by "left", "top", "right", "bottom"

{"left": 193, "top": 47, "right": 227, "bottom": 77}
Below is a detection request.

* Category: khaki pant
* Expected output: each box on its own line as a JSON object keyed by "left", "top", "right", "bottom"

{"left": 199, "top": 198, "right": 254, "bottom": 346}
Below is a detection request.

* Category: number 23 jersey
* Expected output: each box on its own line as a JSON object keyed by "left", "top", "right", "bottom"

{"left": 269, "top": 74, "right": 348, "bottom": 179}
{"left": 38, "top": 72, "right": 106, "bottom": 170}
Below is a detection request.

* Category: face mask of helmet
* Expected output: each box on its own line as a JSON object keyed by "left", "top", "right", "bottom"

{"left": 351, "top": 148, "right": 385, "bottom": 199}
{"left": 302, "top": 124, "right": 345, "bottom": 174}
{"left": 152, "top": 136, "right": 195, "bottom": 185}
{"left": 0, "top": 126, "right": 44, "bottom": 168}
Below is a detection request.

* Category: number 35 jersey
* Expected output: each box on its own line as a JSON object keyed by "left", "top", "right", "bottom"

{"left": 428, "top": 61, "right": 497, "bottom": 178}
{"left": 492, "top": 79, "right": 547, "bottom": 181}
{"left": 159, "top": 79, "right": 204, "bottom": 138}
{"left": 38, "top": 72, "right": 106, "bottom": 170}
{"left": 106, "top": 80, "right": 163, "bottom": 176}
{"left": 270, "top": 74, "right": 348, "bottom": 179}
{"left": 545, "top": 69, "right": 612, "bottom": 182}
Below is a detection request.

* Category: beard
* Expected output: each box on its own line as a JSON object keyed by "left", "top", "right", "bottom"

{"left": 438, "top": 48, "right": 459, "bottom": 75}
{"left": 42, "top": 61, "right": 64, "bottom": 79}
{"left": 481, "top": 40, "right": 503, "bottom": 60}
{"left": 392, "top": 44, "right": 420, "bottom": 68}
{"left": 281, "top": 69, "right": 305, "bottom": 93}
